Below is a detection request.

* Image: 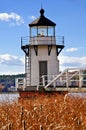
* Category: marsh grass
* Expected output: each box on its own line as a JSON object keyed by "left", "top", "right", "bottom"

{"left": 0, "top": 93, "right": 86, "bottom": 130}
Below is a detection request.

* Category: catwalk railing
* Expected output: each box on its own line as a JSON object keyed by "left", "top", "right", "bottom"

{"left": 40, "top": 68, "right": 86, "bottom": 91}
{"left": 21, "top": 36, "right": 64, "bottom": 46}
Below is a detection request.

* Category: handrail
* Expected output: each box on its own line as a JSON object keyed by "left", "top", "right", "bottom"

{"left": 44, "top": 69, "right": 67, "bottom": 89}
{"left": 21, "top": 36, "right": 64, "bottom": 46}
{"left": 44, "top": 68, "right": 86, "bottom": 89}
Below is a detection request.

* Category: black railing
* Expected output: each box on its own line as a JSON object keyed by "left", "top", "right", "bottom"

{"left": 21, "top": 36, "right": 29, "bottom": 46}
{"left": 21, "top": 36, "right": 64, "bottom": 47}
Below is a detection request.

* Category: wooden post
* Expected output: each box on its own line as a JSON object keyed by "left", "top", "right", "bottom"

{"left": 40, "top": 125, "right": 43, "bottom": 130}
{"left": 22, "top": 120, "right": 26, "bottom": 130}
{"left": 42, "top": 76, "right": 45, "bottom": 86}
{"left": 79, "top": 70, "right": 82, "bottom": 88}
{"left": 66, "top": 70, "right": 69, "bottom": 88}
{"left": 8, "top": 123, "right": 12, "bottom": 130}
{"left": 53, "top": 75, "right": 56, "bottom": 88}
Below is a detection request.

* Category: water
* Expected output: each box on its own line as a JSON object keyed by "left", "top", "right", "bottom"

{"left": 68, "top": 92, "right": 86, "bottom": 98}
{"left": 0, "top": 92, "right": 86, "bottom": 103}
{"left": 0, "top": 92, "right": 19, "bottom": 103}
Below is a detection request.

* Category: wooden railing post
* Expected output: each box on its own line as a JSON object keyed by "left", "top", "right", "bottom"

{"left": 42, "top": 76, "right": 45, "bottom": 86}
{"left": 66, "top": 69, "right": 69, "bottom": 88}
{"left": 79, "top": 69, "right": 82, "bottom": 88}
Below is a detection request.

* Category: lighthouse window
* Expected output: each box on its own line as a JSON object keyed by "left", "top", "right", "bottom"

{"left": 38, "top": 28, "right": 47, "bottom": 37}
{"left": 31, "top": 27, "right": 37, "bottom": 37}
{"left": 48, "top": 27, "right": 54, "bottom": 36}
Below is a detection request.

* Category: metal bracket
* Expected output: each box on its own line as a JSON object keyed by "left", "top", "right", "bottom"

{"left": 21, "top": 45, "right": 29, "bottom": 56}
{"left": 56, "top": 45, "right": 64, "bottom": 56}
{"left": 48, "top": 45, "right": 52, "bottom": 55}
{"left": 34, "top": 45, "right": 38, "bottom": 56}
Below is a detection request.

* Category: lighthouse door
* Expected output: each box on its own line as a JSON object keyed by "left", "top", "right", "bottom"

{"left": 39, "top": 61, "right": 47, "bottom": 85}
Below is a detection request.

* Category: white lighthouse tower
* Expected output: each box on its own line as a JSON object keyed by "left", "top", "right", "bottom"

{"left": 21, "top": 8, "right": 64, "bottom": 90}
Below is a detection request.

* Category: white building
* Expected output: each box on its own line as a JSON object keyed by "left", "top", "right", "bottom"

{"left": 21, "top": 8, "right": 64, "bottom": 90}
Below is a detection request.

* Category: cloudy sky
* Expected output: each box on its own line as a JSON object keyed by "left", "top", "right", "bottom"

{"left": 0, "top": 0, "right": 86, "bottom": 74}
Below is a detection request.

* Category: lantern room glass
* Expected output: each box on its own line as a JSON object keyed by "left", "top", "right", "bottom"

{"left": 30, "top": 26, "right": 55, "bottom": 37}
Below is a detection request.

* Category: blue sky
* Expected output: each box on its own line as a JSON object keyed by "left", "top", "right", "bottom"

{"left": 0, "top": 0, "right": 86, "bottom": 74}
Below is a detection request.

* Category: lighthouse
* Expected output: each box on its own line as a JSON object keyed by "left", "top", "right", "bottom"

{"left": 21, "top": 8, "right": 64, "bottom": 90}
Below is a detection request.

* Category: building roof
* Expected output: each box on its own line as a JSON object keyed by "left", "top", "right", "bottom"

{"left": 29, "top": 8, "right": 56, "bottom": 27}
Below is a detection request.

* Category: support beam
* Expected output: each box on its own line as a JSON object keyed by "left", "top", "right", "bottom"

{"left": 56, "top": 45, "right": 64, "bottom": 56}
{"left": 34, "top": 45, "right": 38, "bottom": 56}
{"left": 48, "top": 45, "right": 52, "bottom": 55}
{"left": 21, "top": 45, "right": 29, "bottom": 56}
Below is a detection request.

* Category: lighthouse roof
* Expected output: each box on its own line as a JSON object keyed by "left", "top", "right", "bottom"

{"left": 29, "top": 8, "right": 56, "bottom": 28}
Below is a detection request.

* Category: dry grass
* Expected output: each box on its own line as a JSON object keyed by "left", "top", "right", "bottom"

{"left": 0, "top": 92, "right": 86, "bottom": 130}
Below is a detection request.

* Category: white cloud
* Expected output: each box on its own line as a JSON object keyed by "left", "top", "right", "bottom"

{"left": 0, "top": 54, "right": 24, "bottom": 66}
{"left": 29, "top": 15, "right": 36, "bottom": 20}
{"left": 0, "top": 70, "right": 24, "bottom": 75}
{"left": 0, "top": 12, "right": 24, "bottom": 25}
{"left": 66, "top": 48, "right": 78, "bottom": 52}
{"left": 0, "top": 54, "right": 25, "bottom": 74}
{"left": 59, "top": 55, "right": 86, "bottom": 71}
{"left": 0, "top": 53, "right": 86, "bottom": 75}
